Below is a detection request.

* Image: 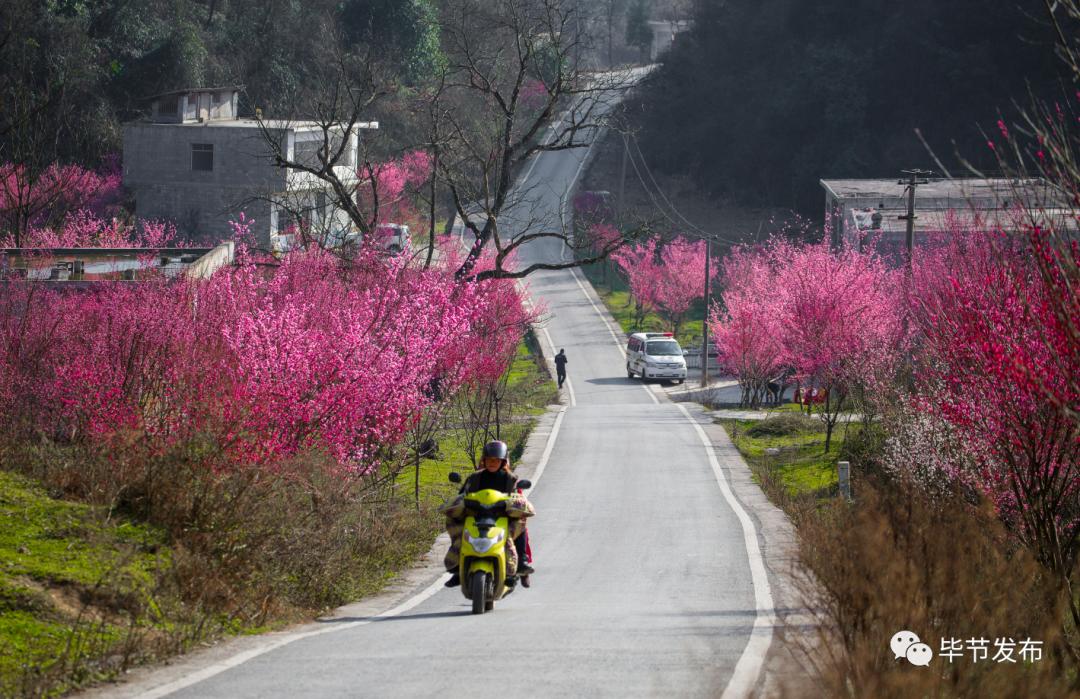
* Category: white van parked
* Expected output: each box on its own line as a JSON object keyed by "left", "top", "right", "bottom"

{"left": 626, "top": 332, "right": 687, "bottom": 384}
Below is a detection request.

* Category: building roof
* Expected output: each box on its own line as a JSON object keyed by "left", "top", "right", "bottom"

{"left": 128, "top": 118, "right": 380, "bottom": 131}
{"left": 820, "top": 177, "right": 1070, "bottom": 208}
{"left": 143, "top": 86, "right": 245, "bottom": 100}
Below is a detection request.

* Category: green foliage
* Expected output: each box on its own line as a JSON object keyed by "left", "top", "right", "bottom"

{"left": 636, "top": 0, "right": 1065, "bottom": 213}
{"left": 744, "top": 413, "right": 819, "bottom": 438}
{"left": 625, "top": 0, "right": 652, "bottom": 53}
{"left": 584, "top": 277, "right": 704, "bottom": 346}
{"left": 340, "top": 0, "right": 444, "bottom": 84}
{"left": 0, "top": 0, "right": 437, "bottom": 167}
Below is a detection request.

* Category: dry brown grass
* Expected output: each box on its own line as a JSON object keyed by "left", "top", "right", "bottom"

{"left": 783, "top": 480, "right": 1078, "bottom": 698}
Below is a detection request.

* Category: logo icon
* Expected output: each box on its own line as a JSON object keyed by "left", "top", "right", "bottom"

{"left": 891, "top": 630, "right": 933, "bottom": 666}
{"left": 906, "top": 642, "right": 934, "bottom": 666}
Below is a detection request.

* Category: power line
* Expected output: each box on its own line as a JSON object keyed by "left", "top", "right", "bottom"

{"left": 621, "top": 132, "right": 686, "bottom": 233}
{"left": 621, "top": 132, "right": 742, "bottom": 246}
{"left": 629, "top": 132, "right": 709, "bottom": 238}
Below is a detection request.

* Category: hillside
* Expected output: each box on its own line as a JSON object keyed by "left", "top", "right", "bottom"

{"left": 635, "top": 0, "right": 1064, "bottom": 214}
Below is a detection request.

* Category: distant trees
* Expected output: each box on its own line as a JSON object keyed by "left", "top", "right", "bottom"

{"left": 0, "top": 0, "right": 447, "bottom": 176}
{"left": 635, "top": 0, "right": 1063, "bottom": 213}
{"left": 655, "top": 237, "right": 712, "bottom": 337}
{"left": 0, "top": 161, "right": 124, "bottom": 247}
{"left": 612, "top": 239, "right": 663, "bottom": 327}
{"left": 624, "top": 0, "right": 652, "bottom": 61}
{"left": 613, "top": 235, "right": 714, "bottom": 336}
{"left": 340, "top": 0, "right": 443, "bottom": 84}
{"left": 598, "top": 0, "right": 627, "bottom": 66}
{"left": 258, "top": 0, "right": 640, "bottom": 280}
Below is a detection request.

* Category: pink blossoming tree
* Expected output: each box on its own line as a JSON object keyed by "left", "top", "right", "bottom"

{"left": 612, "top": 239, "right": 663, "bottom": 328}
{"left": 911, "top": 228, "right": 1080, "bottom": 645}
{"left": 656, "top": 236, "right": 715, "bottom": 338}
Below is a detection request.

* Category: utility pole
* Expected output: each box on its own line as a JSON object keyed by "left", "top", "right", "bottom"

{"left": 700, "top": 237, "right": 712, "bottom": 388}
{"left": 618, "top": 135, "right": 629, "bottom": 213}
{"left": 898, "top": 169, "right": 932, "bottom": 269}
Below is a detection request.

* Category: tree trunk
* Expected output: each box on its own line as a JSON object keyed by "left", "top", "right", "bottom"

{"left": 414, "top": 453, "right": 421, "bottom": 511}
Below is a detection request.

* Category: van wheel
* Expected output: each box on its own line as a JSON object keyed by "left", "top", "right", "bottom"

{"left": 626, "top": 363, "right": 634, "bottom": 379}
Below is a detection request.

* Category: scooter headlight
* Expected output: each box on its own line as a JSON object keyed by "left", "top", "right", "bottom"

{"left": 465, "top": 530, "right": 504, "bottom": 554}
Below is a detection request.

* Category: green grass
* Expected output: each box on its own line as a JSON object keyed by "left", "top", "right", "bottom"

{"left": 0, "top": 470, "right": 170, "bottom": 695}
{"left": 395, "top": 335, "right": 558, "bottom": 508}
{"left": 504, "top": 340, "right": 559, "bottom": 417}
{"left": 719, "top": 414, "right": 859, "bottom": 497}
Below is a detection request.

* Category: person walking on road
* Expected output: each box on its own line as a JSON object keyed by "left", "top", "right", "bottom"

{"left": 554, "top": 349, "right": 568, "bottom": 389}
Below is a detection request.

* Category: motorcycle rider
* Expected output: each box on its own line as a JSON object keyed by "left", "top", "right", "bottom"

{"left": 444, "top": 440, "right": 534, "bottom": 588}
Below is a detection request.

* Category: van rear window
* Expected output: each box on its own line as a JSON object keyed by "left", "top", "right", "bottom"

{"left": 646, "top": 340, "right": 681, "bottom": 355}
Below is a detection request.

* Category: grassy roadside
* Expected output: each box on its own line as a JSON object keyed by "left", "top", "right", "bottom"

{"left": 1, "top": 334, "right": 557, "bottom": 698}
{"left": 395, "top": 337, "right": 558, "bottom": 508}
{"left": 719, "top": 410, "right": 1080, "bottom": 697}
{"left": 716, "top": 410, "right": 859, "bottom": 503}
{"left": 0, "top": 471, "right": 170, "bottom": 697}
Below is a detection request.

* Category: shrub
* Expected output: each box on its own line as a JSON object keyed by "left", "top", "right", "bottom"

{"left": 790, "top": 481, "right": 1075, "bottom": 698}
{"left": 744, "top": 413, "right": 819, "bottom": 438}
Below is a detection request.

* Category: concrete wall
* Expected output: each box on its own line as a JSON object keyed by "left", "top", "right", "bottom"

{"left": 124, "top": 123, "right": 287, "bottom": 246}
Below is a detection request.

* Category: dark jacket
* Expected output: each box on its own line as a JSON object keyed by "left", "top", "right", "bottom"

{"left": 462, "top": 468, "right": 518, "bottom": 494}
{"left": 554, "top": 353, "right": 568, "bottom": 370}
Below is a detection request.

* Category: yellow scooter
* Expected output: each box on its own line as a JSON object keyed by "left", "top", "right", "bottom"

{"left": 447, "top": 472, "right": 532, "bottom": 615}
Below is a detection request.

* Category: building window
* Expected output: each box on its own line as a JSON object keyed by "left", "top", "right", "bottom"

{"left": 191, "top": 143, "right": 214, "bottom": 171}
{"left": 158, "top": 95, "right": 179, "bottom": 118}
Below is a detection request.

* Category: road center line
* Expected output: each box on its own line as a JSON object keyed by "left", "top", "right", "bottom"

{"left": 675, "top": 402, "right": 776, "bottom": 699}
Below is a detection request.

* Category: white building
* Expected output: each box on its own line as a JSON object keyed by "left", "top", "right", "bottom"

{"left": 820, "top": 177, "right": 1071, "bottom": 251}
{"left": 123, "top": 87, "right": 377, "bottom": 249}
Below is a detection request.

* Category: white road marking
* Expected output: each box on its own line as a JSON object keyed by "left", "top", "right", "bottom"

{"left": 568, "top": 268, "right": 658, "bottom": 404}
{"left": 525, "top": 405, "right": 566, "bottom": 490}
{"left": 139, "top": 368, "right": 572, "bottom": 699}
{"left": 519, "top": 108, "right": 569, "bottom": 187}
{"left": 675, "top": 402, "right": 776, "bottom": 699}
{"left": 138, "top": 575, "right": 450, "bottom": 699}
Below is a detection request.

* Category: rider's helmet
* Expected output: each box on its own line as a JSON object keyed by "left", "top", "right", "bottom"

{"left": 482, "top": 440, "right": 510, "bottom": 468}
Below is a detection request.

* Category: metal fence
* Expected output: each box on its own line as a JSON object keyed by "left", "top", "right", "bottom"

{"left": 683, "top": 345, "right": 721, "bottom": 371}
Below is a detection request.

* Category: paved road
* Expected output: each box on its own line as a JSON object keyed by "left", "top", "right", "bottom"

{"left": 146, "top": 76, "right": 774, "bottom": 699}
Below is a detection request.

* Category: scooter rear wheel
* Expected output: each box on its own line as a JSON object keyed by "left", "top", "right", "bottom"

{"left": 470, "top": 573, "right": 488, "bottom": 615}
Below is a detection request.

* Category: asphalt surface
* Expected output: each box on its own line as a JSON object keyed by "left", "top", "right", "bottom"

{"left": 131, "top": 75, "right": 774, "bottom": 699}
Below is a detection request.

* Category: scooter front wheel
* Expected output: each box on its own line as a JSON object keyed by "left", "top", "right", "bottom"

{"left": 470, "top": 572, "right": 488, "bottom": 615}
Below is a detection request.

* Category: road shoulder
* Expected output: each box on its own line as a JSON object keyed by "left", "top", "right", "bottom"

{"left": 77, "top": 403, "right": 566, "bottom": 699}
{"left": 672, "top": 402, "right": 810, "bottom": 697}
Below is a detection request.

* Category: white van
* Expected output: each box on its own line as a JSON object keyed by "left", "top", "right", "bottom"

{"left": 626, "top": 332, "right": 687, "bottom": 384}
{"left": 374, "top": 224, "right": 410, "bottom": 255}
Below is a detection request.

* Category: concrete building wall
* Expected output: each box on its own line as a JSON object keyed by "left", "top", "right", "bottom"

{"left": 124, "top": 123, "right": 287, "bottom": 246}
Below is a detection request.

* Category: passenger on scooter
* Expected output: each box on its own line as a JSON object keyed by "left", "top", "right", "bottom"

{"left": 444, "top": 440, "right": 534, "bottom": 588}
